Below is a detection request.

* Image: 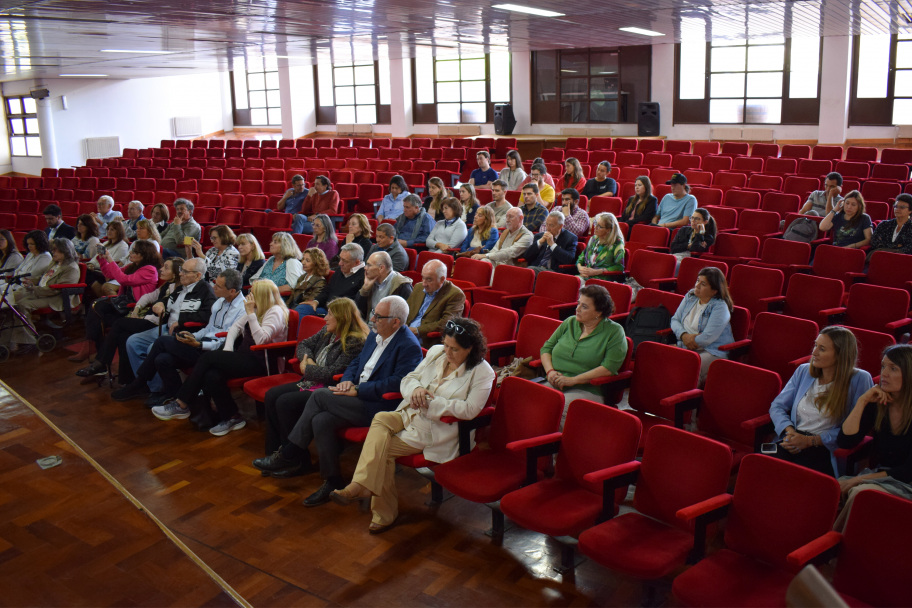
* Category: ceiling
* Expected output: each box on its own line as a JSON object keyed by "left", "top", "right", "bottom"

{"left": 0, "top": 0, "right": 910, "bottom": 81}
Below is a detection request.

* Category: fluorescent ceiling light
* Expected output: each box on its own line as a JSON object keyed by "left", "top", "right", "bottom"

{"left": 59, "top": 73, "right": 107, "bottom": 77}
{"left": 492, "top": 4, "right": 564, "bottom": 18}
{"left": 619, "top": 27, "right": 665, "bottom": 36}
{"left": 101, "top": 49, "right": 173, "bottom": 54}
{"left": 560, "top": 69, "right": 576, "bottom": 73}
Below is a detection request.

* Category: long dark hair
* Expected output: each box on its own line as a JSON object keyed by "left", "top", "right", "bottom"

{"left": 625, "top": 176, "right": 653, "bottom": 217}
{"left": 692, "top": 208, "right": 717, "bottom": 240}
{"left": 878, "top": 344, "right": 912, "bottom": 435}
{"left": 441, "top": 317, "right": 487, "bottom": 370}
{"left": 696, "top": 267, "right": 733, "bottom": 312}
{"left": 123, "top": 239, "right": 162, "bottom": 275}
{"left": 77, "top": 214, "right": 100, "bottom": 239}
{"left": 842, "top": 190, "right": 867, "bottom": 230}
{"left": 0, "top": 229, "right": 18, "bottom": 265}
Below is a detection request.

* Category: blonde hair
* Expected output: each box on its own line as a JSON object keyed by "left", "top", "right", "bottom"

{"left": 236, "top": 233, "right": 265, "bottom": 263}
{"left": 595, "top": 212, "right": 624, "bottom": 247}
{"left": 809, "top": 326, "right": 859, "bottom": 423}
{"left": 473, "top": 205, "right": 495, "bottom": 241}
{"left": 426, "top": 177, "right": 447, "bottom": 217}
{"left": 250, "top": 279, "right": 289, "bottom": 325}
{"left": 327, "top": 297, "right": 370, "bottom": 355}
{"left": 134, "top": 219, "right": 161, "bottom": 244}
{"left": 348, "top": 213, "right": 372, "bottom": 238}
{"left": 303, "top": 247, "right": 330, "bottom": 278}
{"left": 271, "top": 232, "right": 303, "bottom": 261}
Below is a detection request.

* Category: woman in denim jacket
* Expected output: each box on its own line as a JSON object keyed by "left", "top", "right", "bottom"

{"left": 670, "top": 267, "right": 735, "bottom": 386}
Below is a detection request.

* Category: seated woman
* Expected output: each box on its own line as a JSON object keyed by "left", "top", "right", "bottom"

{"left": 255, "top": 297, "right": 369, "bottom": 476}
{"left": 426, "top": 198, "right": 468, "bottom": 253}
{"left": 150, "top": 202, "right": 170, "bottom": 236}
{"left": 423, "top": 177, "right": 448, "bottom": 222}
{"left": 869, "top": 193, "right": 912, "bottom": 257}
{"left": 458, "top": 183, "right": 481, "bottom": 225}
{"left": 329, "top": 317, "right": 495, "bottom": 533}
{"left": 163, "top": 279, "right": 289, "bottom": 436}
{"left": 70, "top": 240, "right": 161, "bottom": 363}
{"left": 0, "top": 229, "right": 23, "bottom": 273}
{"left": 250, "top": 232, "right": 303, "bottom": 297}
{"left": 498, "top": 150, "right": 527, "bottom": 191}
{"left": 287, "top": 248, "right": 329, "bottom": 309}
{"left": 669, "top": 267, "right": 733, "bottom": 386}
{"left": 376, "top": 175, "right": 409, "bottom": 222}
{"left": 343, "top": 213, "right": 373, "bottom": 259}
{"left": 71, "top": 215, "right": 101, "bottom": 261}
{"left": 456, "top": 205, "right": 499, "bottom": 259}
{"left": 2, "top": 239, "right": 80, "bottom": 355}
{"left": 74, "top": 255, "right": 180, "bottom": 381}
{"left": 520, "top": 157, "right": 556, "bottom": 188}
{"left": 621, "top": 176, "right": 658, "bottom": 235}
{"left": 1, "top": 230, "right": 52, "bottom": 299}
{"left": 310, "top": 214, "right": 340, "bottom": 262}
{"left": 186, "top": 225, "right": 240, "bottom": 283}
{"left": 577, "top": 212, "right": 625, "bottom": 280}
{"left": 819, "top": 190, "right": 873, "bottom": 250}
{"left": 131, "top": 219, "right": 161, "bottom": 253}
{"left": 560, "top": 157, "right": 587, "bottom": 193}
{"left": 540, "top": 285, "right": 629, "bottom": 422}
{"left": 86, "top": 220, "right": 130, "bottom": 297}
{"left": 769, "top": 326, "right": 874, "bottom": 476}
{"left": 834, "top": 344, "right": 912, "bottom": 531}
{"left": 235, "top": 233, "right": 266, "bottom": 288}
{"left": 669, "top": 208, "right": 717, "bottom": 272}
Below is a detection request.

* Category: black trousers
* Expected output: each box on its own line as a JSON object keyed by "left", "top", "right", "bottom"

{"left": 134, "top": 335, "right": 203, "bottom": 396}
{"left": 85, "top": 298, "right": 127, "bottom": 348}
{"left": 773, "top": 443, "right": 834, "bottom": 476}
{"left": 263, "top": 383, "right": 314, "bottom": 454}
{"left": 176, "top": 350, "right": 266, "bottom": 422}
{"left": 96, "top": 317, "right": 156, "bottom": 377}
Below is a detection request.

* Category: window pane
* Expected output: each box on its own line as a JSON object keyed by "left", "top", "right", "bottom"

{"left": 710, "top": 99, "right": 744, "bottom": 123}
{"left": 265, "top": 72, "right": 279, "bottom": 90}
{"left": 711, "top": 46, "right": 745, "bottom": 72}
{"left": 560, "top": 77, "right": 588, "bottom": 100}
{"left": 22, "top": 97, "right": 36, "bottom": 114}
{"left": 336, "top": 105, "right": 356, "bottom": 124}
{"left": 896, "top": 71, "right": 912, "bottom": 97}
{"left": 26, "top": 136, "right": 41, "bottom": 157}
{"left": 894, "top": 98, "right": 912, "bottom": 124}
{"left": 265, "top": 90, "right": 281, "bottom": 107}
{"left": 713, "top": 39, "right": 746, "bottom": 47}
{"left": 437, "top": 81, "right": 460, "bottom": 102}
{"left": 268, "top": 108, "right": 282, "bottom": 125}
{"left": 24, "top": 117, "right": 38, "bottom": 133}
{"left": 248, "top": 57, "right": 264, "bottom": 72}
{"left": 379, "top": 58, "right": 391, "bottom": 105}
{"left": 317, "top": 64, "right": 334, "bottom": 106}
{"left": 334, "top": 66, "right": 354, "bottom": 86}
{"left": 416, "top": 51, "right": 434, "bottom": 104}
{"left": 460, "top": 58, "right": 485, "bottom": 80}
{"left": 789, "top": 38, "right": 819, "bottom": 98}
{"left": 747, "top": 45, "right": 784, "bottom": 71}
{"left": 590, "top": 52, "right": 618, "bottom": 75}
{"left": 10, "top": 119, "right": 24, "bottom": 135}
{"left": 250, "top": 109, "right": 268, "bottom": 125}
{"left": 264, "top": 56, "right": 278, "bottom": 71}
{"left": 679, "top": 41, "right": 706, "bottom": 100}
{"left": 490, "top": 52, "right": 511, "bottom": 102}
{"left": 335, "top": 86, "right": 355, "bottom": 105}
{"left": 898, "top": 42, "right": 912, "bottom": 69}
{"left": 233, "top": 71, "right": 249, "bottom": 109}
{"left": 247, "top": 72, "right": 265, "bottom": 90}
{"left": 560, "top": 101, "right": 587, "bottom": 122}
{"left": 857, "top": 35, "right": 890, "bottom": 98}
{"left": 10, "top": 136, "right": 25, "bottom": 156}
{"left": 462, "top": 103, "right": 486, "bottom": 123}
{"left": 461, "top": 80, "right": 486, "bottom": 102}
{"left": 249, "top": 90, "right": 267, "bottom": 108}
{"left": 745, "top": 98, "right": 782, "bottom": 123}
{"left": 355, "top": 85, "right": 375, "bottom": 104}
{"left": 356, "top": 105, "right": 376, "bottom": 124}
{"left": 7, "top": 98, "right": 21, "bottom": 114}
{"left": 746, "top": 72, "right": 782, "bottom": 97}
{"left": 354, "top": 65, "right": 374, "bottom": 85}
{"left": 436, "top": 60, "right": 460, "bottom": 82}
{"left": 710, "top": 73, "right": 745, "bottom": 98}
{"left": 560, "top": 54, "right": 587, "bottom": 74}
{"left": 591, "top": 76, "right": 619, "bottom": 98}
{"left": 437, "top": 103, "right": 461, "bottom": 123}
{"left": 590, "top": 100, "right": 618, "bottom": 122}
{"left": 535, "top": 51, "right": 557, "bottom": 101}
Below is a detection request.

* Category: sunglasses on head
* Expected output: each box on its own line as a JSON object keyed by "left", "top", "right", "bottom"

{"left": 445, "top": 320, "right": 466, "bottom": 334}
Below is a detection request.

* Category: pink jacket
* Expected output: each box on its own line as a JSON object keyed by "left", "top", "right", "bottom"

{"left": 100, "top": 258, "right": 159, "bottom": 301}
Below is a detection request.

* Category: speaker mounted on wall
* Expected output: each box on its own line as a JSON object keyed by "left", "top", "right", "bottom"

{"left": 494, "top": 104, "right": 517, "bottom": 135}
{"left": 638, "top": 102, "right": 660, "bottom": 137}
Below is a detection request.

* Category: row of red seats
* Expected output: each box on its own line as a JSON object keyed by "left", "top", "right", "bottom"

{"left": 159, "top": 136, "right": 508, "bottom": 150}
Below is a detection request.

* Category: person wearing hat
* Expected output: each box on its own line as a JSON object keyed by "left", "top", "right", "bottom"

{"left": 653, "top": 173, "right": 698, "bottom": 230}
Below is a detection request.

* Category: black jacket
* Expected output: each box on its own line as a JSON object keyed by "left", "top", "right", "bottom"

{"left": 163, "top": 281, "right": 217, "bottom": 332}
{"left": 46, "top": 222, "right": 76, "bottom": 240}
{"left": 522, "top": 229, "right": 579, "bottom": 271}
{"left": 669, "top": 226, "right": 715, "bottom": 254}
{"left": 237, "top": 259, "right": 265, "bottom": 289}
{"left": 315, "top": 266, "right": 365, "bottom": 309}
{"left": 622, "top": 195, "right": 658, "bottom": 228}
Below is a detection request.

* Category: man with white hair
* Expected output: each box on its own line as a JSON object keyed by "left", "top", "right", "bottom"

{"left": 252, "top": 295, "right": 423, "bottom": 506}
{"left": 297, "top": 243, "right": 365, "bottom": 317}
{"left": 123, "top": 201, "right": 146, "bottom": 239}
{"left": 472, "top": 207, "right": 533, "bottom": 268}
{"left": 405, "top": 259, "right": 465, "bottom": 348}
{"left": 522, "top": 211, "right": 579, "bottom": 274}
{"left": 93, "top": 195, "right": 123, "bottom": 233}
{"left": 355, "top": 251, "right": 413, "bottom": 322}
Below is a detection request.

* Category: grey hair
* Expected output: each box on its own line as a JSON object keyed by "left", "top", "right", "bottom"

{"left": 127, "top": 200, "right": 144, "bottom": 211}
{"left": 379, "top": 295, "right": 409, "bottom": 324}
{"left": 423, "top": 259, "right": 447, "bottom": 280}
{"left": 340, "top": 242, "right": 364, "bottom": 262}
{"left": 548, "top": 210, "right": 566, "bottom": 226}
{"left": 370, "top": 250, "right": 392, "bottom": 271}
{"left": 51, "top": 238, "right": 76, "bottom": 263}
{"left": 174, "top": 198, "right": 195, "bottom": 214}
{"left": 376, "top": 223, "right": 397, "bottom": 238}
{"left": 97, "top": 195, "right": 114, "bottom": 208}
{"left": 403, "top": 194, "right": 422, "bottom": 207}
{"left": 187, "top": 256, "right": 208, "bottom": 274}
{"left": 219, "top": 268, "right": 242, "bottom": 292}
{"left": 313, "top": 214, "right": 338, "bottom": 242}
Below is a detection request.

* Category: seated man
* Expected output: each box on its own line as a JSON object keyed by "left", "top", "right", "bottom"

{"left": 355, "top": 251, "right": 413, "bottom": 323}
{"left": 296, "top": 243, "right": 365, "bottom": 317}
{"left": 523, "top": 211, "right": 579, "bottom": 274}
{"left": 276, "top": 173, "right": 309, "bottom": 219}
{"left": 122, "top": 201, "right": 145, "bottom": 240}
{"left": 394, "top": 194, "right": 434, "bottom": 249}
{"left": 581, "top": 160, "right": 617, "bottom": 198}
{"left": 366, "top": 223, "right": 408, "bottom": 272}
{"left": 799, "top": 171, "right": 843, "bottom": 217}
{"left": 559, "top": 188, "right": 591, "bottom": 239}
{"left": 487, "top": 180, "right": 513, "bottom": 229}
{"left": 159, "top": 198, "right": 202, "bottom": 259}
{"left": 469, "top": 151, "right": 498, "bottom": 189}
{"left": 111, "top": 269, "right": 245, "bottom": 406}
{"left": 293, "top": 175, "right": 340, "bottom": 234}
{"left": 472, "top": 207, "right": 534, "bottom": 268}
{"left": 252, "top": 295, "right": 423, "bottom": 506}
{"left": 92, "top": 195, "right": 124, "bottom": 233}
{"left": 520, "top": 183, "right": 549, "bottom": 233}
{"left": 43, "top": 204, "right": 76, "bottom": 240}
{"left": 405, "top": 259, "right": 466, "bottom": 348}
{"left": 528, "top": 163, "right": 556, "bottom": 205}
{"left": 653, "top": 173, "right": 697, "bottom": 230}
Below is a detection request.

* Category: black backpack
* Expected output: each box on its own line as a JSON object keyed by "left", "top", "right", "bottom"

{"left": 624, "top": 304, "right": 672, "bottom": 354}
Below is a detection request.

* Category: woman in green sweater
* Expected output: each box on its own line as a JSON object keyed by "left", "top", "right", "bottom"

{"left": 577, "top": 212, "right": 625, "bottom": 281}
{"left": 540, "top": 284, "right": 628, "bottom": 426}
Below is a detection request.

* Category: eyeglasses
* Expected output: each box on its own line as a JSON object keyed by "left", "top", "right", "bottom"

{"left": 179, "top": 268, "right": 201, "bottom": 275}
{"left": 445, "top": 320, "right": 466, "bottom": 334}
{"left": 894, "top": 204, "right": 910, "bottom": 210}
{"left": 370, "top": 309, "right": 395, "bottom": 321}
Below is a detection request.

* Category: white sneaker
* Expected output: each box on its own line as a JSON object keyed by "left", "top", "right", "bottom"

{"left": 209, "top": 417, "right": 246, "bottom": 436}
{"left": 152, "top": 400, "right": 190, "bottom": 421}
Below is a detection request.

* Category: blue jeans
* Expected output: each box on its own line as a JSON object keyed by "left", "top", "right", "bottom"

{"left": 294, "top": 303, "right": 326, "bottom": 318}
{"left": 292, "top": 215, "right": 313, "bottom": 234}
{"left": 162, "top": 248, "right": 184, "bottom": 260}
{"left": 126, "top": 326, "right": 166, "bottom": 392}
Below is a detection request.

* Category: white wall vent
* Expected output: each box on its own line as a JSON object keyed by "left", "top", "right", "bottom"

{"left": 171, "top": 116, "right": 203, "bottom": 138}
{"left": 741, "top": 128, "right": 775, "bottom": 142}
{"left": 896, "top": 125, "right": 912, "bottom": 140}
{"left": 84, "top": 136, "right": 121, "bottom": 159}
{"left": 709, "top": 127, "right": 743, "bottom": 141}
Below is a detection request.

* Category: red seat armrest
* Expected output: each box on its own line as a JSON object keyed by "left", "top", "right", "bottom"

{"left": 55, "top": 283, "right": 87, "bottom": 289}
{"left": 718, "top": 339, "right": 750, "bottom": 352}
{"left": 676, "top": 494, "right": 733, "bottom": 522}
{"left": 250, "top": 339, "right": 298, "bottom": 352}
{"left": 183, "top": 322, "right": 205, "bottom": 328}
{"left": 506, "top": 432, "right": 562, "bottom": 452}
{"left": 790, "top": 264, "right": 813, "bottom": 274}
{"left": 590, "top": 370, "right": 633, "bottom": 386}
{"left": 787, "top": 531, "right": 843, "bottom": 568}
{"left": 427, "top": 331, "right": 441, "bottom": 338}
{"left": 741, "top": 413, "right": 772, "bottom": 431}
{"left": 820, "top": 306, "right": 846, "bottom": 317}
{"left": 652, "top": 276, "right": 677, "bottom": 291}
{"left": 440, "top": 405, "right": 495, "bottom": 425}
{"left": 382, "top": 392, "right": 403, "bottom": 400}
{"left": 332, "top": 373, "right": 343, "bottom": 381}
{"left": 659, "top": 389, "right": 704, "bottom": 409}
{"left": 582, "top": 460, "right": 641, "bottom": 485}
{"left": 214, "top": 332, "right": 228, "bottom": 338}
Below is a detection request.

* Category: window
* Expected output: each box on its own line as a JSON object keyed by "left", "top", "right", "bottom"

{"left": 230, "top": 57, "right": 280, "bottom": 127}
{"left": 850, "top": 33, "right": 912, "bottom": 125}
{"left": 314, "top": 61, "right": 391, "bottom": 125}
{"left": 5, "top": 96, "right": 40, "bottom": 157}
{"left": 674, "top": 38, "right": 821, "bottom": 125}
{"left": 412, "top": 52, "right": 511, "bottom": 124}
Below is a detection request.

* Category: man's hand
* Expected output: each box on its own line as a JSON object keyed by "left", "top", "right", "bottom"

{"left": 172, "top": 214, "right": 183, "bottom": 226}
{"left": 152, "top": 302, "right": 165, "bottom": 316}
{"left": 410, "top": 327, "right": 419, "bottom": 335}
{"left": 540, "top": 232, "right": 555, "bottom": 247}
{"left": 827, "top": 185, "right": 842, "bottom": 200}
{"left": 362, "top": 275, "right": 376, "bottom": 291}
{"left": 169, "top": 322, "right": 179, "bottom": 335}
{"left": 330, "top": 381, "right": 357, "bottom": 397}
{"left": 398, "top": 239, "right": 408, "bottom": 247}
{"left": 176, "top": 332, "right": 201, "bottom": 349}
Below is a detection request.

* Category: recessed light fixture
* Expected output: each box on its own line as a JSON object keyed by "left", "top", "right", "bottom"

{"left": 619, "top": 27, "right": 665, "bottom": 36}
{"left": 560, "top": 69, "right": 576, "bottom": 73}
{"left": 100, "top": 49, "right": 173, "bottom": 54}
{"left": 492, "top": 4, "right": 564, "bottom": 17}
{"left": 59, "top": 73, "right": 107, "bottom": 77}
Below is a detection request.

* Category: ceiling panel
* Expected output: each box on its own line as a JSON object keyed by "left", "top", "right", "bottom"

{"left": 0, "top": 0, "right": 908, "bottom": 80}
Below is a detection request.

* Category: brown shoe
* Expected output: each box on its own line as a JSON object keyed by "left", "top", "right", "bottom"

{"left": 369, "top": 518, "right": 397, "bottom": 534}
{"left": 67, "top": 341, "right": 96, "bottom": 363}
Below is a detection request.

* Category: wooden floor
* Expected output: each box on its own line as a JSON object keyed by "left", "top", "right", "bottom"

{"left": 0, "top": 330, "right": 669, "bottom": 607}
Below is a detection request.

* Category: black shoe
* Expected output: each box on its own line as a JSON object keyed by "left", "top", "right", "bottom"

{"left": 252, "top": 451, "right": 302, "bottom": 473}
{"left": 304, "top": 480, "right": 343, "bottom": 507}
{"left": 76, "top": 361, "right": 106, "bottom": 377}
{"left": 111, "top": 382, "right": 151, "bottom": 402}
{"left": 271, "top": 461, "right": 315, "bottom": 479}
{"left": 144, "top": 392, "right": 169, "bottom": 407}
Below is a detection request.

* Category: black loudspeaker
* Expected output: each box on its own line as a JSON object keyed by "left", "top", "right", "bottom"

{"left": 494, "top": 104, "right": 517, "bottom": 135}
{"left": 638, "top": 102, "right": 660, "bottom": 137}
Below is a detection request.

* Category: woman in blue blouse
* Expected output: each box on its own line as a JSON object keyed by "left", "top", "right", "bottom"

{"left": 250, "top": 232, "right": 304, "bottom": 297}
{"left": 376, "top": 175, "right": 409, "bottom": 222}
{"left": 456, "top": 205, "right": 499, "bottom": 258}
{"left": 670, "top": 267, "right": 734, "bottom": 386}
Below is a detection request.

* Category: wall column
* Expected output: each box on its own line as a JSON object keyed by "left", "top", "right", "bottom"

{"left": 36, "top": 97, "right": 58, "bottom": 169}
{"left": 389, "top": 57, "right": 413, "bottom": 137}
{"left": 818, "top": 36, "right": 852, "bottom": 144}
{"left": 511, "top": 52, "right": 531, "bottom": 134}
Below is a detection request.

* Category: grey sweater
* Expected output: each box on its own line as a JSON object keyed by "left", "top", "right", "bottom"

{"left": 427, "top": 219, "right": 469, "bottom": 252}
{"left": 296, "top": 327, "right": 366, "bottom": 385}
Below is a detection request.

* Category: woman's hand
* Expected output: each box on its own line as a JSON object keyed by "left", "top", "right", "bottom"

{"left": 299, "top": 359, "right": 308, "bottom": 374}
{"left": 410, "top": 387, "right": 433, "bottom": 410}
{"left": 839, "top": 476, "right": 864, "bottom": 494}
{"left": 244, "top": 293, "right": 256, "bottom": 314}
{"left": 345, "top": 233, "right": 355, "bottom": 244}
{"left": 681, "top": 333, "right": 699, "bottom": 350}
{"left": 435, "top": 242, "right": 448, "bottom": 251}
{"left": 780, "top": 427, "right": 813, "bottom": 454}
{"left": 191, "top": 239, "right": 204, "bottom": 256}
{"left": 858, "top": 385, "right": 892, "bottom": 408}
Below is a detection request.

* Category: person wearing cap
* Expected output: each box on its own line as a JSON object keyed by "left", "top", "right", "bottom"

{"left": 653, "top": 173, "right": 698, "bottom": 230}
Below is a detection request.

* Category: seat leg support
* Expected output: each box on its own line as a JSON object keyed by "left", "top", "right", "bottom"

{"left": 552, "top": 536, "right": 584, "bottom": 572}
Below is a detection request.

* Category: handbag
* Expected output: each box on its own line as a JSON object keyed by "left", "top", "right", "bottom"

{"left": 108, "top": 292, "right": 135, "bottom": 315}
{"left": 495, "top": 356, "right": 539, "bottom": 387}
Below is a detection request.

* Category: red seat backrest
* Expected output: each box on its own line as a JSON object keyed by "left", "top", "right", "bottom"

{"left": 729, "top": 265, "right": 784, "bottom": 322}
{"left": 627, "top": 341, "right": 700, "bottom": 422}
{"left": 845, "top": 283, "right": 911, "bottom": 334}
{"left": 746, "top": 312, "right": 819, "bottom": 381}
{"left": 699, "top": 360, "right": 782, "bottom": 450}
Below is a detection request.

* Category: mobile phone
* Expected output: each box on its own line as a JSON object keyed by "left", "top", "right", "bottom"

{"left": 760, "top": 442, "right": 779, "bottom": 454}
{"left": 183, "top": 236, "right": 193, "bottom": 245}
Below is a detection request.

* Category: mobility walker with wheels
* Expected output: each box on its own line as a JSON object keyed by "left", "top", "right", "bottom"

{"left": 0, "top": 271, "right": 57, "bottom": 361}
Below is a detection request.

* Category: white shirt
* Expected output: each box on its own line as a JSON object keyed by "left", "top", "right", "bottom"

{"left": 359, "top": 331, "right": 395, "bottom": 384}
{"left": 346, "top": 262, "right": 365, "bottom": 277}
{"left": 683, "top": 300, "right": 709, "bottom": 335}
{"left": 796, "top": 379, "right": 835, "bottom": 435}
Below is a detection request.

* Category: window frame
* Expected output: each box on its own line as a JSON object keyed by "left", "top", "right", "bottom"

{"left": 554, "top": 49, "right": 621, "bottom": 123}
{"left": 5, "top": 95, "right": 41, "bottom": 158}
{"left": 313, "top": 60, "right": 391, "bottom": 125}
{"left": 411, "top": 53, "right": 511, "bottom": 124}
{"left": 848, "top": 34, "right": 910, "bottom": 126}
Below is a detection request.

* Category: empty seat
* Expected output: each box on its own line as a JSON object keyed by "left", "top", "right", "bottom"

{"left": 721, "top": 311, "right": 819, "bottom": 381}
{"left": 827, "top": 283, "right": 912, "bottom": 339}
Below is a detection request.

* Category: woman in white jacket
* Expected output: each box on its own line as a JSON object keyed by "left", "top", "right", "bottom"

{"left": 170, "top": 279, "right": 289, "bottom": 436}
{"left": 330, "top": 317, "right": 494, "bottom": 533}
{"left": 426, "top": 197, "right": 469, "bottom": 253}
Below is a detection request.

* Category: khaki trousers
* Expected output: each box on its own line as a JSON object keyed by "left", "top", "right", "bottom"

{"left": 352, "top": 411, "right": 422, "bottom": 526}
{"left": 833, "top": 483, "right": 899, "bottom": 532}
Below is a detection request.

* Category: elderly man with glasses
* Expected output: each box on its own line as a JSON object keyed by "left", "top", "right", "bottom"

{"left": 253, "top": 295, "right": 423, "bottom": 507}
{"left": 405, "top": 259, "right": 465, "bottom": 348}
{"left": 355, "top": 251, "right": 413, "bottom": 323}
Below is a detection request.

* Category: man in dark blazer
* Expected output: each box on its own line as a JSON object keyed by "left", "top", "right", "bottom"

{"left": 43, "top": 204, "right": 76, "bottom": 240}
{"left": 253, "top": 295, "right": 423, "bottom": 506}
{"left": 522, "top": 210, "right": 579, "bottom": 274}
{"left": 405, "top": 259, "right": 466, "bottom": 348}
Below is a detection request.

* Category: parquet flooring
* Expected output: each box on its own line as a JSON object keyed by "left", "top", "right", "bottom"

{"left": 1, "top": 330, "right": 670, "bottom": 607}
